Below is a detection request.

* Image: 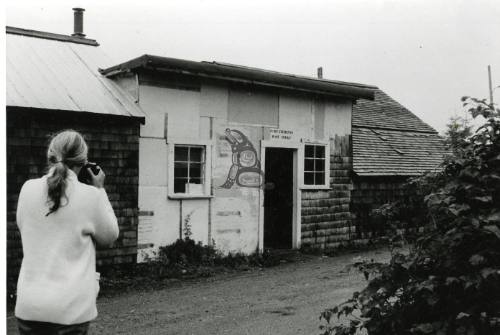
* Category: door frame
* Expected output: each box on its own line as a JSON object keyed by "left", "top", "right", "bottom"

{"left": 259, "top": 140, "right": 303, "bottom": 251}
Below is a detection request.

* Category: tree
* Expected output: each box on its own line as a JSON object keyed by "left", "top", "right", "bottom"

{"left": 444, "top": 114, "right": 473, "bottom": 154}
{"left": 320, "top": 97, "right": 500, "bottom": 335}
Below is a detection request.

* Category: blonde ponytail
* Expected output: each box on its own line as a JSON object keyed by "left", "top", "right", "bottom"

{"left": 46, "top": 130, "right": 88, "bottom": 216}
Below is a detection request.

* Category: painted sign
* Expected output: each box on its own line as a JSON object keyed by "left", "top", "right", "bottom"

{"left": 220, "top": 128, "right": 265, "bottom": 188}
{"left": 270, "top": 129, "right": 294, "bottom": 140}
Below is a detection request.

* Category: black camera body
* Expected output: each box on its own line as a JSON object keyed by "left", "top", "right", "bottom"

{"left": 78, "top": 162, "right": 100, "bottom": 185}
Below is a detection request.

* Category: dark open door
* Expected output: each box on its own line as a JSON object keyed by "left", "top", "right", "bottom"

{"left": 264, "top": 148, "right": 294, "bottom": 249}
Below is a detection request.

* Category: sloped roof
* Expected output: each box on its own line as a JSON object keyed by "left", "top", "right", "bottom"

{"left": 100, "top": 54, "right": 376, "bottom": 100}
{"left": 352, "top": 89, "right": 446, "bottom": 176}
{"left": 353, "top": 90, "right": 436, "bottom": 133}
{"left": 6, "top": 27, "right": 145, "bottom": 122}
{"left": 352, "top": 127, "right": 445, "bottom": 176}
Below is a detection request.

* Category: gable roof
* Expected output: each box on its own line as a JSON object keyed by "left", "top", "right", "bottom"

{"left": 353, "top": 90, "right": 436, "bottom": 133}
{"left": 6, "top": 27, "right": 145, "bottom": 122}
{"left": 352, "top": 89, "right": 446, "bottom": 176}
{"left": 100, "top": 54, "right": 376, "bottom": 100}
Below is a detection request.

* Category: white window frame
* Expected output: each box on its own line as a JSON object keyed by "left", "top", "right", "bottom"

{"left": 300, "top": 141, "right": 330, "bottom": 190}
{"left": 167, "top": 139, "right": 213, "bottom": 199}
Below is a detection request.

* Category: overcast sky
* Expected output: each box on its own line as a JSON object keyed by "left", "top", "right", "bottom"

{"left": 5, "top": 0, "right": 500, "bottom": 132}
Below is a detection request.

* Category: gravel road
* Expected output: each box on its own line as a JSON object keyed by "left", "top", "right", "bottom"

{"left": 7, "top": 249, "right": 390, "bottom": 335}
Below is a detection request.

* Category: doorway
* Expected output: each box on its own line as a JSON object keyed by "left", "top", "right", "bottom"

{"left": 264, "top": 148, "right": 294, "bottom": 249}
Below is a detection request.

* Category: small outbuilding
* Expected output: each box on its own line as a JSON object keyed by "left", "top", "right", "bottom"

{"left": 100, "top": 54, "right": 397, "bottom": 258}
{"left": 6, "top": 25, "right": 145, "bottom": 286}
{"left": 350, "top": 89, "right": 447, "bottom": 238}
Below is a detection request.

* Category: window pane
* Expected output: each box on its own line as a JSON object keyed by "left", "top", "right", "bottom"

{"left": 175, "top": 146, "right": 189, "bottom": 161}
{"left": 304, "top": 172, "right": 314, "bottom": 185}
{"left": 189, "top": 177, "right": 203, "bottom": 185}
{"left": 189, "top": 147, "right": 203, "bottom": 162}
{"left": 304, "top": 158, "right": 314, "bottom": 172}
{"left": 315, "top": 146, "right": 325, "bottom": 158}
{"left": 305, "top": 145, "right": 314, "bottom": 158}
{"left": 315, "top": 159, "right": 325, "bottom": 172}
{"left": 315, "top": 172, "right": 325, "bottom": 185}
{"left": 174, "top": 162, "right": 188, "bottom": 178}
{"left": 189, "top": 163, "right": 203, "bottom": 178}
{"left": 174, "top": 178, "right": 188, "bottom": 193}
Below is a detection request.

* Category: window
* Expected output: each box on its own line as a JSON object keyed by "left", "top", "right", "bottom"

{"left": 173, "top": 145, "right": 205, "bottom": 194}
{"left": 304, "top": 144, "right": 326, "bottom": 186}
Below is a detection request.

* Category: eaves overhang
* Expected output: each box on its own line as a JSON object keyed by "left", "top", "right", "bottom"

{"left": 100, "top": 54, "right": 376, "bottom": 100}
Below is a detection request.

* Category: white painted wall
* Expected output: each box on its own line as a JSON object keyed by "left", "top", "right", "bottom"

{"left": 136, "top": 84, "right": 210, "bottom": 261}
{"left": 278, "top": 94, "right": 313, "bottom": 141}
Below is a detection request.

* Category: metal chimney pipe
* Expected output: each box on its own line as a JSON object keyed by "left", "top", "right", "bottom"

{"left": 72, "top": 8, "right": 86, "bottom": 38}
{"left": 317, "top": 67, "right": 323, "bottom": 79}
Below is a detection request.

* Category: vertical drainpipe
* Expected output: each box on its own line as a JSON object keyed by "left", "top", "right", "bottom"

{"left": 208, "top": 117, "right": 214, "bottom": 245}
{"left": 179, "top": 199, "right": 183, "bottom": 239}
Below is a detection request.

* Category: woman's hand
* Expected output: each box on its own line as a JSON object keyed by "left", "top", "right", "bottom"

{"left": 88, "top": 166, "right": 105, "bottom": 189}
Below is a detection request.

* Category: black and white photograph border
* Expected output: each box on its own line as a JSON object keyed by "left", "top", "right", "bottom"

{"left": 4, "top": 0, "right": 500, "bottom": 334}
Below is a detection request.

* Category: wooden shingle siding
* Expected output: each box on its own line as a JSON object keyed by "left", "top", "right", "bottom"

{"left": 301, "top": 135, "right": 355, "bottom": 249}
{"left": 350, "top": 176, "right": 409, "bottom": 238}
{"left": 7, "top": 108, "right": 140, "bottom": 283}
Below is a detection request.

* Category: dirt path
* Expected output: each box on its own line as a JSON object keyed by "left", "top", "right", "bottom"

{"left": 7, "top": 249, "right": 390, "bottom": 335}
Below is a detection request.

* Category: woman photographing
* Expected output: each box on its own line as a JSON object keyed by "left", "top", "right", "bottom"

{"left": 15, "top": 130, "right": 119, "bottom": 334}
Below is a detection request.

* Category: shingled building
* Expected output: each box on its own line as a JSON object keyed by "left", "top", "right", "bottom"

{"left": 350, "top": 89, "right": 446, "bottom": 238}
{"left": 6, "top": 25, "right": 145, "bottom": 289}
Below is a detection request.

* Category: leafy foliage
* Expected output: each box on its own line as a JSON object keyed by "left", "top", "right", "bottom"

{"left": 444, "top": 115, "right": 473, "bottom": 154}
{"left": 320, "top": 98, "right": 500, "bottom": 335}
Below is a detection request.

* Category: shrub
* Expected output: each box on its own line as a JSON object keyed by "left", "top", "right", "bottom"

{"left": 157, "top": 238, "right": 220, "bottom": 267}
{"left": 320, "top": 97, "right": 500, "bottom": 335}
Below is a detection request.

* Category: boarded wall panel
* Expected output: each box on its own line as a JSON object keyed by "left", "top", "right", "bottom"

{"left": 139, "top": 85, "right": 200, "bottom": 139}
{"left": 200, "top": 84, "right": 228, "bottom": 119}
{"left": 139, "top": 137, "right": 168, "bottom": 187}
{"left": 228, "top": 88, "right": 278, "bottom": 126}
{"left": 324, "top": 99, "right": 352, "bottom": 137}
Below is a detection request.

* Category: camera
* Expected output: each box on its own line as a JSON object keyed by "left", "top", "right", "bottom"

{"left": 78, "top": 162, "right": 100, "bottom": 185}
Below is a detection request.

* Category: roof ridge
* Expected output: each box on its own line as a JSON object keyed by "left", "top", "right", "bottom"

{"left": 6, "top": 26, "right": 99, "bottom": 46}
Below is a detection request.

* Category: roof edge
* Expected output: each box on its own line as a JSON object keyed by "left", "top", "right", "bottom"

{"left": 353, "top": 125, "right": 439, "bottom": 134}
{"left": 6, "top": 26, "right": 99, "bottom": 46}
{"left": 6, "top": 105, "right": 145, "bottom": 124}
{"left": 352, "top": 171, "right": 437, "bottom": 177}
{"left": 100, "top": 54, "right": 377, "bottom": 100}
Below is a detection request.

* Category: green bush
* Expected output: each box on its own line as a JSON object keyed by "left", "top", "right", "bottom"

{"left": 320, "top": 97, "right": 500, "bottom": 335}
